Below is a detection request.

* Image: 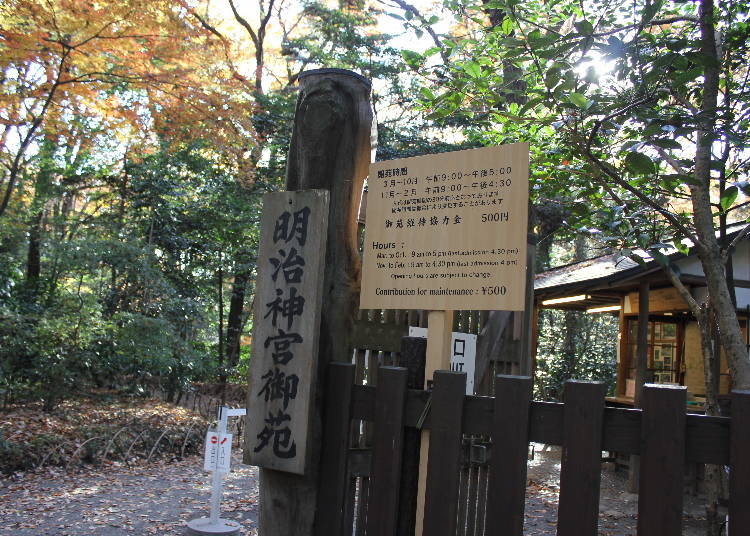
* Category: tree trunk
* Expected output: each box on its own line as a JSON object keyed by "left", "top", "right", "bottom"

{"left": 217, "top": 256, "right": 226, "bottom": 403}
{"left": 696, "top": 306, "right": 722, "bottom": 536}
{"left": 690, "top": 0, "right": 750, "bottom": 390}
{"left": 255, "top": 68, "right": 373, "bottom": 536}
{"left": 25, "top": 209, "right": 44, "bottom": 299}
{"left": 225, "top": 264, "right": 251, "bottom": 369}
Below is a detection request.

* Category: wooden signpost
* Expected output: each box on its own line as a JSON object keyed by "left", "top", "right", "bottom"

{"left": 246, "top": 190, "right": 329, "bottom": 475}
{"left": 244, "top": 68, "right": 373, "bottom": 536}
{"left": 360, "top": 143, "right": 530, "bottom": 536}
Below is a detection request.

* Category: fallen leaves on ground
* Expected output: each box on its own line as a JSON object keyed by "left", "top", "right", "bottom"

{"left": 0, "top": 396, "right": 208, "bottom": 473}
{"left": 0, "top": 453, "right": 258, "bottom": 535}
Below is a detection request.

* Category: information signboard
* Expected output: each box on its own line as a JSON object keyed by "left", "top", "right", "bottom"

{"left": 245, "top": 190, "right": 329, "bottom": 475}
{"left": 409, "top": 327, "right": 477, "bottom": 395}
{"left": 360, "top": 144, "right": 529, "bottom": 310}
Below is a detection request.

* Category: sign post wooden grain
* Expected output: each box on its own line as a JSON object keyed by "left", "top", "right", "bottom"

{"left": 246, "top": 190, "right": 329, "bottom": 475}
{"left": 414, "top": 309, "right": 453, "bottom": 536}
{"left": 360, "top": 143, "right": 530, "bottom": 536}
{"left": 246, "top": 68, "right": 373, "bottom": 536}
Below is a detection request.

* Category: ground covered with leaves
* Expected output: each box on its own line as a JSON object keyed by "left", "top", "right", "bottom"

{"left": 523, "top": 445, "right": 709, "bottom": 535}
{"left": 0, "top": 454, "right": 258, "bottom": 535}
{"left": 0, "top": 396, "right": 207, "bottom": 474}
{"left": 0, "top": 401, "right": 713, "bottom": 536}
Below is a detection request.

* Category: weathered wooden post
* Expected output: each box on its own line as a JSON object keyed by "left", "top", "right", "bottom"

{"left": 245, "top": 68, "right": 373, "bottom": 536}
{"left": 628, "top": 281, "right": 650, "bottom": 493}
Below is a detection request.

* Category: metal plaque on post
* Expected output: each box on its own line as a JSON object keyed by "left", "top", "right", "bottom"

{"left": 245, "top": 189, "right": 329, "bottom": 475}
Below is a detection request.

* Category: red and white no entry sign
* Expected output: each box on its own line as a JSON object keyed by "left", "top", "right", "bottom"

{"left": 203, "top": 431, "right": 232, "bottom": 473}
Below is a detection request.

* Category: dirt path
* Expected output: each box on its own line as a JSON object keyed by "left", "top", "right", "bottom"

{"left": 1, "top": 444, "right": 713, "bottom": 535}
{"left": 0, "top": 455, "right": 258, "bottom": 535}
{"left": 523, "top": 444, "right": 709, "bottom": 535}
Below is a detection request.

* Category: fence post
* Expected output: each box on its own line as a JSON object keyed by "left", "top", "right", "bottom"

{"left": 316, "top": 363, "right": 356, "bottom": 536}
{"left": 637, "top": 384, "right": 686, "bottom": 536}
{"left": 557, "top": 380, "right": 607, "bottom": 536}
{"left": 487, "top": 375, "right": 533, "bottom": 536}
{"left": 367, "top": 366, "right": 409, "bottom": 536}
{"left": 422, "top": 370, "right": 466, "bottom": 536}
{"left": 729, "top": 390, "right": 750, "bottom": 535}
{"left": 397, "top": 336, "right": 427, "bottom": 536}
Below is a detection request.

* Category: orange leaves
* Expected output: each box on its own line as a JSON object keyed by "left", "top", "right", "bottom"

{"left": 1, "top": 0, "right": 256, "bottom": 179}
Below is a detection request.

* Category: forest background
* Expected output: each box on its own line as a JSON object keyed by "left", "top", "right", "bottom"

{"left": 2, "top": 0, "right": 746, "bottom": 415}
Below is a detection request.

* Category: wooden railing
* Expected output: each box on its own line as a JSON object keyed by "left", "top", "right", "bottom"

{"left": 318, "top": 362, "right": 750, "bottom": 536}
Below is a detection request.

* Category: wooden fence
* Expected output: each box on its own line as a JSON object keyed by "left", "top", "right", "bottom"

{"left": 318, "top": 362, "right": 750, "bottom": 536}
{"left": 351, "top": 309, "right": 486, "bottom": 364}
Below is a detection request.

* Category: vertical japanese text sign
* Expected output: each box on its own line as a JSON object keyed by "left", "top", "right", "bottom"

{"left": 246, "top": 190, "right": 329, "bottom": 475}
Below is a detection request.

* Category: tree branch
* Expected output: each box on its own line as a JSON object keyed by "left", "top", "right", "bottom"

{"left": 379, "top": 0, "right": 448, "bottom": 63}
{"left": 663, "top": 262, "right": 700, "bottom": 316}
{"left": 228, "top": 0, "right": 260, "bottom": 48}
{"left": 653, "top": 146, "right": 687, "bottom": 175}
{"left": 580, "top": 146, "right": 699, "bottom": 245}
{"left": 586, "top": 95, "right": 654, "bottom": 154}
{"left": 722, "top": 223, "right": 750, "bottom": 263}
{"left": 0, "top": 49, "right": 70, "bottom": 218}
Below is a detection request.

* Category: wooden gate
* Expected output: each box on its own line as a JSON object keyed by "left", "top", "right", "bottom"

{"left": 317, "top": 362, "right": 750, "bottom": 536}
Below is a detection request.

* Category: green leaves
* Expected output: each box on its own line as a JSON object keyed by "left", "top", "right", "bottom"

{"left": 567, "top": 92, "right": 590, "bottom": 109}
{"left": 673, "top": 239, "right": 690, "bottom": 256}
{"left": 401, "top": 49, "right": 423, "bottom": 69}
{"left": 574, "top": 20, "right": 594, "bottom": 36}
{"left": 720, "top": 186, "right": 739, "bottom": 212}
{"left": 649, "top": 248, "right": 670, "bottom": 267}
{"left": 625, "top": 152, "right": 655, "bottom": 175}
{"left": 462, "top": 61, "right": 482, "bottom": 78}
{"left": 500, "top": 16, "right": 513, "bottom": 35}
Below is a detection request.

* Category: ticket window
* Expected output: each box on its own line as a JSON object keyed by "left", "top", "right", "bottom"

{"left": 625, "top": 320, "right": 682, "bottom": 386}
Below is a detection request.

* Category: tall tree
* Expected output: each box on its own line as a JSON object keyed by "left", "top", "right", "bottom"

{"left": 0, "top": 0, "right": 255, "bottom": 218}
{"left": 396, "top": 0, "right": 750, "bottom": 392}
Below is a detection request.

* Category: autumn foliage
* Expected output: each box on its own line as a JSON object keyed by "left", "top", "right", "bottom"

{"left": 1, "top": 0, "right": 256, "bottom": 204}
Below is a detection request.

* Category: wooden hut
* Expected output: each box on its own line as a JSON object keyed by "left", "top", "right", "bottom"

{"left": 533, "top": 232, "right": 750, "bottom": 407}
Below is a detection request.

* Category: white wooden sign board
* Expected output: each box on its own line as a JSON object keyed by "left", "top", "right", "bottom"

{"left": 409, "top": 327, "right": 477, "bottom": 395}
{"left": 245, "top": 190, "right": 329, "bottom": 475}
{"left": 360, "top": 144, "right": 529, "bottom": 311}
{"left": 204, "top": 432, "right": 233, "bottom": 472}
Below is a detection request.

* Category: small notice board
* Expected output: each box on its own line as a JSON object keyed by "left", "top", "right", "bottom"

{"left": 360, "top": 144, "right": 529, "bottom": 311}
{"left": 409, "top": 327, "right": 477, "bottom": 395}
{"left": 204, "top": 432, "right": 233, "bottom": 472}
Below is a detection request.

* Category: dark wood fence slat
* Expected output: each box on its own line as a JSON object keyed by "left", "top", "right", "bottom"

{"left": 637, "top": 384, "right": 687, "bottom": 536}
{"left": 317, "top": 363, "right": 355, "bottom": 536}
{"left": 685, "top": 414, "right": 731, "bottom": 465}
{"left": 465, "top": 463, "right": 479, "bottom": 536}
{"left": 557, "top": 380, "right": 607, "bottom": 536}
{"left": 487, "top": 375, "right": 533, "bottom": 536}
{"left": 367, "top": 367, "right": 409, "bottom": 536}
{"left": 343, "top": 476, "right": 357, "bottom": 536}
{"left": 729, "top": 390, "right": 750, "bottom": 536}
{"left": 423, "top": 371, "right": 466, "bottom": 536}
{"left": 351, "top": 387, "right": 732, "bottom": 464}
{"left": 456, "top": 464, "right": 469, "bottom": 536}
{"left": 397, "top": 337, "right": 426, "bottom": 536}
{"left": 355, "top": 477, "right": 370, "bottom": 536}
{"left": 476, "top": 464, "right": 489, "bottom": 535}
